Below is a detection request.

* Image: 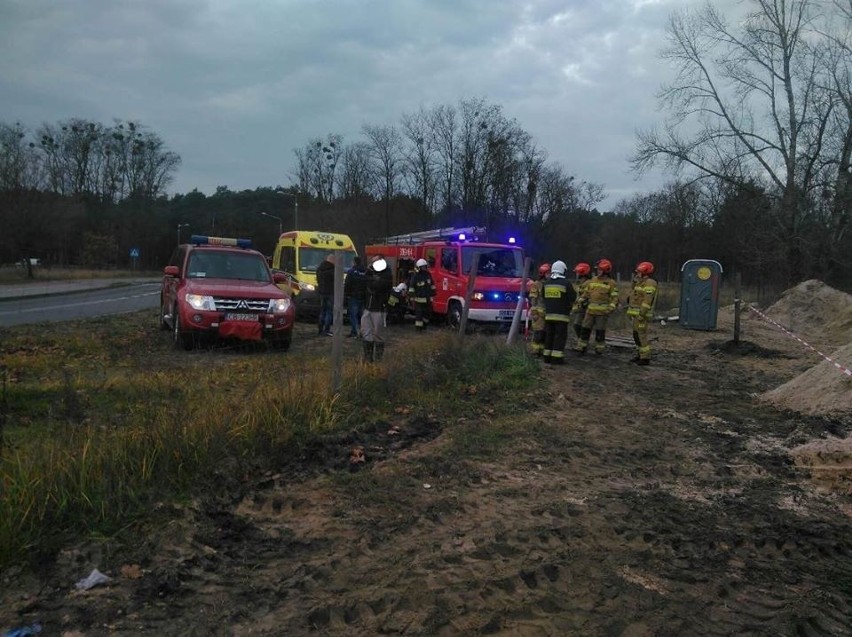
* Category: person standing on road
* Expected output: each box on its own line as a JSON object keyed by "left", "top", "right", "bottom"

{"left": 409, "top": 258, "right": 436, "bottom": 331}
{"left": 361, "top": 256, "right": 393, "bottom": 362}
{"left": 527, "top": 262, "right": 550, "bottom": 356}
{"left": 344, "top": 256, "right": 366, "bottom": 338}
{"left": 626, "top": 261, "right": 658, "bottom": 366}
{"left": 316, "top": 254, "right": 335, "bottom": 336}
{"left": 570, "top": 262, "right": 592, "bottom": 340}
{"left": 574, "top": 258, "right": 619, "bottom": 356}
{"left": 542, "top": 260, "right": 576, "bottom": 365}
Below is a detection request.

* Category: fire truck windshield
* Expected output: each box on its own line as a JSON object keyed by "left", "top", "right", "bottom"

{"left": 463, "top": 247, "right": 523, "bottom": 277}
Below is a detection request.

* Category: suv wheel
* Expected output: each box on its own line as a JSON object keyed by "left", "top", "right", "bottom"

{"left": 271, "top": 330, "right": 292, "bottom": 351}
{"left": 172, "top": 306, "right": 194, "bottom": 350}
{"left": 159, "top": 297, "right": 170, "bottom": 331}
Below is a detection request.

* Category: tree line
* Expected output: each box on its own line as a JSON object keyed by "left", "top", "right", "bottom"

{"left": 1, "top": 0, "right": 849, "bottom": 292}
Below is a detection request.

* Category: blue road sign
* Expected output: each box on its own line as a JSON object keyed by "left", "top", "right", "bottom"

{"left": 129, "top": 248, "right": 140, "bottom": 258}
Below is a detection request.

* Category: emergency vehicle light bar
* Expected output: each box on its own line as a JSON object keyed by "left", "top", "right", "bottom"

{"left": 377, "top": 226, "right": 486, "bottom": 245}
{"left": 190, "top": 235, "right": 253, "bottom": 249}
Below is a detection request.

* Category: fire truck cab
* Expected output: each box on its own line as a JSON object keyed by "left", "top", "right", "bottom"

{"left": 365, "top": 227, "right": 527, "bottom": 327}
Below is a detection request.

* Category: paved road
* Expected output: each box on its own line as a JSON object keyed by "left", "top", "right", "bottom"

{"left": 0, "top": 278, "right": 161, "bottom": 326}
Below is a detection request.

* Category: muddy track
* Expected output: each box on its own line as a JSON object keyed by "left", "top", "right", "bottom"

{"left": 2, "top": 314, "right": 852, "bottom": 636}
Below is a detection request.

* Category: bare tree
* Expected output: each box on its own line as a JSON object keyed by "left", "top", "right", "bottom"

{"left": 633, "top": 0, "right": 836, "bottom": 282}
{"left": 362, "top": 123, "right": 402, "bottom": 236}
{"left": 337, "top": 141, "right": 373, "bottom": 200}
{"left": 429, "top": 103, "right": 458, "bottom": 216}
{"left": 400, "top": 106, "right": 438, "bottom": 217}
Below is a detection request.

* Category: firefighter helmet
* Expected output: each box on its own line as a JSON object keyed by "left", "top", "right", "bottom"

{"left": 416, "top": 258, "right": 428, "bottom": 268}
{"left": 635, "top": 261, "right": 655, "bottom": 276}
{"left": 595, "top": 258, "right": 613, "bottom": 274}
{"left": 550, "top": 260, "right": 568, "bottom": 277}
{"left": 573, "top": 262, "right": 591, "bottom": 276}
{"left": 538, "top": 263, "right": 551, "bottom": 277}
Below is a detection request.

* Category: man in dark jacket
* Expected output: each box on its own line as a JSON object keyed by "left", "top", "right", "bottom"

{"left": 316, "top": 255, "right": 335, "bottom": 336}
{"left": 344, "top": 256, "right": 366, "bottom": 337}
{"left": 361, "top": 255, "right": 393, "bottom": 362}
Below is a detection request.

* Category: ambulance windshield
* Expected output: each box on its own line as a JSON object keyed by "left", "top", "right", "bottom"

{"left": 299, "top": 248, "right": 357, "bottom": 272}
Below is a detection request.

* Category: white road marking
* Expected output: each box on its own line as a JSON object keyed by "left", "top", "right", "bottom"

{"left": 0, "top": 290, "right": 159, "bottom": 315}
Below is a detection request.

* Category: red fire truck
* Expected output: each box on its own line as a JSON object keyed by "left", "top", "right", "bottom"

{"left": 364, "top": 227, "right": 528, "bottom": 327}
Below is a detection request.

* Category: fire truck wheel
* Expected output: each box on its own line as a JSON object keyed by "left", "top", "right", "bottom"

{"left": 448, "top": 301, "right": 463, "bottom": 329}
{"left": 172, "top": 306, "right": 194, "bottom": 351}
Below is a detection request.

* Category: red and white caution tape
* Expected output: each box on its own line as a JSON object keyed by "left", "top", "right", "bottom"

{"left": 747, "top": 304, "right": 852, "bottom": 377}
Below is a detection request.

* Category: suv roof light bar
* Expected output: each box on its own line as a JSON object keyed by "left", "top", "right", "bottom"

{"left": 190, "top": 235, "right": 253, "bottom": 249}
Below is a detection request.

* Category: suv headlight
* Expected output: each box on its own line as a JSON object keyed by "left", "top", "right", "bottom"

{"left": 300, "top": 282, "right": 316, "bottom": 292}
{"left": 185, "top": 294, "right": 216, "bottom": 311}
{"left": 269, "top": 297, "right": 292, "bottom": 313}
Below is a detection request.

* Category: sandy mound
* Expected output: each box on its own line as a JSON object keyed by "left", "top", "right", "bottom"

{"left": 761, "top": 341, "right": 852, "bottom": 417}
{"left": 757, "top": 280, "right": 852, "bottom": 418}
{"left": 788, "top": 435, "right": 852, "bottom": 493}
{"left": 764, "top": 279, "right": 852, "bottom": 348}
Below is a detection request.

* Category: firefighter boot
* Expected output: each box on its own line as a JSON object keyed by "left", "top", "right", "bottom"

{"left": 374, "top": 343, "right": 385, "bottom": 361}
{"left": 362, "top": 341, "right": 374, "bottom": 363}
{"left": 630, "top": 330, "right": 642, "bottom": 362}
{"left": 594, "top": 330, "right": 606, "bottom": 355}
{"left": 574, "top": 327, "right": 591, "bottom": 355}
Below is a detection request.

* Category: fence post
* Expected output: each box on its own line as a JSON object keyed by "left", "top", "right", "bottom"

{"left": 458, "top": 253, "right": 480, "bottom": 338}
{"left": 331, "top": 250, "right": 344, "bottom": 394}
{"left": 507, "top": 257, "right": 532, "bottom": 346}
{"left": 733, "top": 272, "right": 742, "bottom": 345}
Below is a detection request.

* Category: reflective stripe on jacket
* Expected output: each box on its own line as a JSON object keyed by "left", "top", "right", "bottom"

{"left": 571, "top": 278, "right": 590, "bottom": 312}
{"left": 626, "top": 275, "right": 657, "bottom": 318}
{"left": 542, "top": 278, "right": 576, "bottom": 322}
{"left": 410, "top": 270, "right": 436, "bottom": 303}
{"left": 581, "top": 275, "right": 618, "bottom": 315}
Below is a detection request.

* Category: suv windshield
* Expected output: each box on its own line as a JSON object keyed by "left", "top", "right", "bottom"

{"left": 188, "top": 251, "right": 271, "bottom": 282}
{"left": 462, "top": 247, "right": 523, "bottom": 277}
{"left": 298, "top": 248, "right": 356, "bottom": 272}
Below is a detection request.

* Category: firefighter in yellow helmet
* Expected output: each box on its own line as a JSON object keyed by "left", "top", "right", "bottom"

{"left": 570, "top": 262, "right": 592, "bottom": 341}
{"left": 542, "top": 260, "right": 576, "bottom": 364}
{"left": 527, "top": 262, "right": 550, "bottom": 356}
{"left": 574, "top": 258, "right": 619, "bottom": 355}
{"left": 626, "top": 261, "right": 658, "bottom": 365}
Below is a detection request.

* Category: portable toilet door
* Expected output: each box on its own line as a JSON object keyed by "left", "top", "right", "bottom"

{"left": 679, "top": 259, "right": 723, "bottom": 330}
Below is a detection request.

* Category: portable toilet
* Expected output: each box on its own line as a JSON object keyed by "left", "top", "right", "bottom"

{"left": 679, "top": 259, "right": 723, "bottom": 330}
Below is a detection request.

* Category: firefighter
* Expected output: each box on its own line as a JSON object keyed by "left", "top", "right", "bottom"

{"left": 570, "top": 262, "right": 592, "bottom": 340}
{"left": 409, "top": 258, "right": 436, "bottom": 331}
{"left": 527, "top": 262, "right": 550, "bottom": 356}
{"left": 574, "top": 258, "right": 619, "bottom": 355}
{"left": 542, "top": 260, "right": 576, "bottom": 365}
{"left": 626, "top": 261, "right": 658, "bottom": 366}
{"left": 361, "top": 256, "right": 393, "bottom": 362}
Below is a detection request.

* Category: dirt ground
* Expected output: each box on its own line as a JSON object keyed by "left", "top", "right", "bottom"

{"left": 3, "top": 288, "right": 852, "bottom": 637}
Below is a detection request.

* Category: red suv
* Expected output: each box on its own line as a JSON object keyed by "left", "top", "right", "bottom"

{"left": 160, "top": 235, "right": 295, "bottom": 350}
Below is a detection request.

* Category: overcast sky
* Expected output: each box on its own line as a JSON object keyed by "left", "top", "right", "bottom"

{"left": 1, "top": 0, "right": 733, "bottom": 210}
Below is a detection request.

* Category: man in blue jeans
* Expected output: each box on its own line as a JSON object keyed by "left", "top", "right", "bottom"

{"left": 316, "top": 254, "right": 335, "bottom": 336}
{"left": 344, "top": 256, "right": 366, "bottom": 337}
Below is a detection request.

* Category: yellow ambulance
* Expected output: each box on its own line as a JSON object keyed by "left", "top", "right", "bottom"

{"left": 270, "top": 230, "right": 358, "bottom": 316}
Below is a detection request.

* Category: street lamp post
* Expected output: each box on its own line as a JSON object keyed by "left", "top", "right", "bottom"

{"left": 259, "top": 211, "right": 283, "bottom": 235}
{"left": 276, "top": 191, "right": 299, "bottom": 231}
{"left": 177, "top": 223, "right": 190, "bottom": 245}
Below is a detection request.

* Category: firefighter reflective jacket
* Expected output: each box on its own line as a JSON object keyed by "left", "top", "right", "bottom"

{"left": 580, "top": 274, "right": 618, "bottom": 316}
{"left": 626, "top": 275, "right": 657, "bottom": 319}
{"left": 542, "top": 276, "right": 576, "bottom": 322}
{"left": 527, "top": 277, "right": 547, "bottom": 329}
{"left": 409, "top": 269, "right": 436, "bottom": 303}
{"left": 571, "top": 277, "right": 590, "bottom": 313}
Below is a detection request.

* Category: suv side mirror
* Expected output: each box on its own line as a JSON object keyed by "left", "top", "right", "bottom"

{"left": 164, "top": 265, "right": 180, "bottom": 277}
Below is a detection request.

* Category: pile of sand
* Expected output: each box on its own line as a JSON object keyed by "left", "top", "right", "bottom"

{"left": 763, "top": 279, "right": 852, "bottom": 348}
{"left": 788, "top": 434, "right": 852, "bottom": 493}
{"left": 759, "top": 280, "right": 852, "bottom": 418}
{"left": 761, "top": 341, "right": 852, "bottom": 417}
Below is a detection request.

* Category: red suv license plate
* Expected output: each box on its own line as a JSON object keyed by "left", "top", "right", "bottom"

{"left": 225, "top": 313, "right": 257, "bottom": 321}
